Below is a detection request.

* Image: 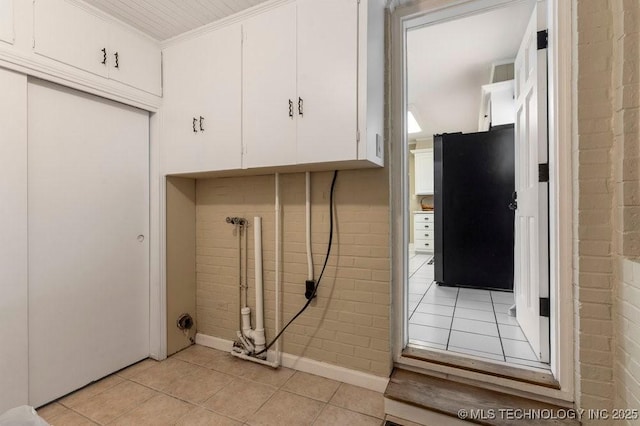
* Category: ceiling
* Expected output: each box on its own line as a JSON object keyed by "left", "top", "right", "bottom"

{"left": 406, "top": 1, "right": 534, "bottom": 141}
{"left": 82, "top": 0, "right": 270, "bottom": 41}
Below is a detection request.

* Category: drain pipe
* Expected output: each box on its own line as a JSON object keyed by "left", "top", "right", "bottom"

{"left": 238, "top": 217, "right": 267, "bottom": 358}
{"left": 230, "top": 178, "right": 280, "bottom": 368}
{"left": 254, "top": 217, "right": 266, "bottom": 354}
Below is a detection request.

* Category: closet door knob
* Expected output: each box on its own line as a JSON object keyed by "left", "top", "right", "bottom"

{"left": 288, "top": 99, "right": 293, "bottom": 118}
{"left": 193, "top": 118, "right": 197, "bottom": 133}
{"left": 114, "top": 52, "right": 119, "bottom": 68}
{"left": 101, "top": 48, "right": 107, "bottom": 65}
{"left": 199, "top": 116, "right": 204, "bottom": 132}
{"left": 298, "top": 97, "right": 304, "bottom": 117}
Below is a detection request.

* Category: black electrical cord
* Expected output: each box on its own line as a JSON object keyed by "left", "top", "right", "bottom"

{"left": 255, "top": 170, "right": 338, "bottom": 356}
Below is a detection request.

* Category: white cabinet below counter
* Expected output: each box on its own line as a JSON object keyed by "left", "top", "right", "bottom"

{"left": 414, "top": 212, "right": 434, "bottom": 253}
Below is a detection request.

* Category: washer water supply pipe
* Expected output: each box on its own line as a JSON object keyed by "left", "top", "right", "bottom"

{"left": 231, "top": 171, "right": 336, "bottom": 366}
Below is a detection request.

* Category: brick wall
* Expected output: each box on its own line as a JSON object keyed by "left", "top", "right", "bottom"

{"left": 575, "top": 0, "right": 616, "bottom": 414}
{"left": 616, "top": 260, "right": 640, "bottom": 418}
{"left": 195, "top": 169, "right": 392, "bottom": 376}
{"left": 576, "top": 0, "right": 640, "bottom": 422}
{"left": 611, "top": 0, "right": 640, "bottom": 422}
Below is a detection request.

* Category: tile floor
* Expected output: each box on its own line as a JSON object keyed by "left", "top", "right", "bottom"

{"left": 408, "top": 253, "right": 550, "bottom": 370}
{"left": 37, "top": 345, "right": 387, "bottom": 425}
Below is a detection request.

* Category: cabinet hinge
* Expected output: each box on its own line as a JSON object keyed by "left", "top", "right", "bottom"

{"left": 537, "top": 30, "right": 548, "bottom": 50}
{"left": 539, "top": 297, "right": 550, "bottom": 318}
{"left": 538, "top": 163, "right": 549, "bottom": 182}
{"left": 356, "top": 130, "right": 360, "bottom": 143}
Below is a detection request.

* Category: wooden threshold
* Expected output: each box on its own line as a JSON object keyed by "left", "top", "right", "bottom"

{"left": 385, "top": 368, "right": 578, "bottom": 426}
{"left": 402, "top": 345, "right": 559, "bottom": 390}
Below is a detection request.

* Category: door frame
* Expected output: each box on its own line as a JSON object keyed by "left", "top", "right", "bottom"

{"left": 389, "top": 0, "right": 574, "bottom": 402}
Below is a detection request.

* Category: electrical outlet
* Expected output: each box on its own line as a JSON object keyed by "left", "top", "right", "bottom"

{"left": 305, "top": 280, "right": 316, "bottom": 300}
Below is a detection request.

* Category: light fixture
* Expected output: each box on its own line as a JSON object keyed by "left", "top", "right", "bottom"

{"left": 407, "top": 110, "right": 422, "bottom": 134}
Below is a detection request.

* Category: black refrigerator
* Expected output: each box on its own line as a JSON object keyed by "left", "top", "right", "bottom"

{"left": 433, "top": 125, "right": 515, "bottom": 291}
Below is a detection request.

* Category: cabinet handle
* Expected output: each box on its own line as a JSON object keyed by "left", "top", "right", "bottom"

{"left": 298, "top": 97, "right": 304, "bottom": 117}
{"left": 424, "top": 233, "right": 429, "bottom": 237}
{"left": 193, "top": 117, "right": 197, "bottom": 133}
{"left": 288, "top": 99, "right": 293, "bottom": 118}
{"left": 114, "top": 52, "right": 119, "bottom": 68}
{"left": 199, "top": 116, "right": 204, "bottom": 132}
{"left": 424, "top": 225, "right": 430, "bottom": 228}
{"left": 101, "top": 48, "right": 107, "bottom": 65}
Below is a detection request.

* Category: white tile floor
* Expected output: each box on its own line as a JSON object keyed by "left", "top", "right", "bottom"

{"left": 408, "top": 253, "right": 550, "bottom": 370}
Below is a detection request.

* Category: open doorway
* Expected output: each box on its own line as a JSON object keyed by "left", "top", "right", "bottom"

{"left": 405, "top": 0, "right": 550, "bottom": 371}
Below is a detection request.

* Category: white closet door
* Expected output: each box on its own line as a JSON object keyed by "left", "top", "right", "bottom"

{"left": 28, "top": 80, "right": 150, "bottom": 407}
{"left": 0, "top": 68, "right": 28, "bottom": 413}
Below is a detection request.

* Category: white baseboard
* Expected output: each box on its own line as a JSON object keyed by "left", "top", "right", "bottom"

{"left": 195, "top": 333, "right": 389, "bottom": 393}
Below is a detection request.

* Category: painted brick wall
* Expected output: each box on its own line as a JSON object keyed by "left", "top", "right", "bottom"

{"left": 576, "top": 0, "right": 640, "bottom": 422}
{"left": 195, "top": 169, "right": 392, "bottom": 376}
{"left": 616, "top": 260, "right": 640, "bottom": 419}
{"left": 611, "top": 0, "right": 640, "bottom": 422}
{"left": 575, "top": 0, "right": 616, "bottom": 415}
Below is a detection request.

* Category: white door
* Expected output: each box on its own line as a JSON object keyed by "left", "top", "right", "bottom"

{"left": 28, "top": 80, "right": 150, "bottom": 407}
{"left": 296, "top": 0, "right": 358, "bottom": 164}
{"left": 242, "top": 3, "right": 297, "bottom": 168}
{"left": 514, "top": 1, "right": 549, "bottom": 363}
{"left": 162, "top": 24, "right": 242, "bottom": 174}
{"left": 0, "top": 68, "right": 28, "bottom": 412}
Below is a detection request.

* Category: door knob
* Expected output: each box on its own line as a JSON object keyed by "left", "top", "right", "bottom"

{"left": 137, "top": 235, "right": 145, "bottom": 242}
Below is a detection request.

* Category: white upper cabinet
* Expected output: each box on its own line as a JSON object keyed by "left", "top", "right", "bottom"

{"left": 296, "top": 0, "right": 358, "bottom": 165}
{"left": 33, "top": 0, "right": 161, "bottom": 95}
{"left": 34, "top": 0, "right": 109, "bottom": 78}
{"left": 107, "top": 22, "right": 161, "bottom": 96}
{"left": 478, "top": 80, "right": 515, "bottom": 131}
{"left": 413, "top": 148, "right": 434, "bottom": 195}
{"left": 0, "top": 0, "right": 14, "bottom": 45}
{"left": 162, "top": 24, "right": 242, "bottom": 174}
{"left": 242, "top": 3, "right": 297, "bottom": 169}
{"left": 161, "top": 0, "right": 384, "bottom": 175}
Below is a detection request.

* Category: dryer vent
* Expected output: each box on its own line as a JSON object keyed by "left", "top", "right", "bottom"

{"left": 177, "top": 313, "right": 194, "bottom": 330}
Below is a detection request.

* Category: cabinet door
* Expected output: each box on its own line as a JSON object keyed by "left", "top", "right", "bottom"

{"left": 108, "top": 24, "right": 161, "bottom": 96}
{"left": 0, "top": 0, "right": 14, "bottom": 44}
{"left": 415, "top": 150, "right": 434, "bottom": 195}
{"left": 0, "top": 68, "right": 28, "bottom": 412}
{"left": 162, "top": 24, "right": 242, "bottom": 174}
{"left": 296, "top": 0, "right": 358, "bottom": 164}
{"left": 243, "top": 3, "right": 297, "bottom": 168}
{"left": 34, "top": 0, "right": 109, "bottom": 77}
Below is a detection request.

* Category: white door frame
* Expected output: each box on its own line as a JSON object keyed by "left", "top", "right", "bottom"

{"left": 389, "top": 0, "right": 574, "bottom": 401}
